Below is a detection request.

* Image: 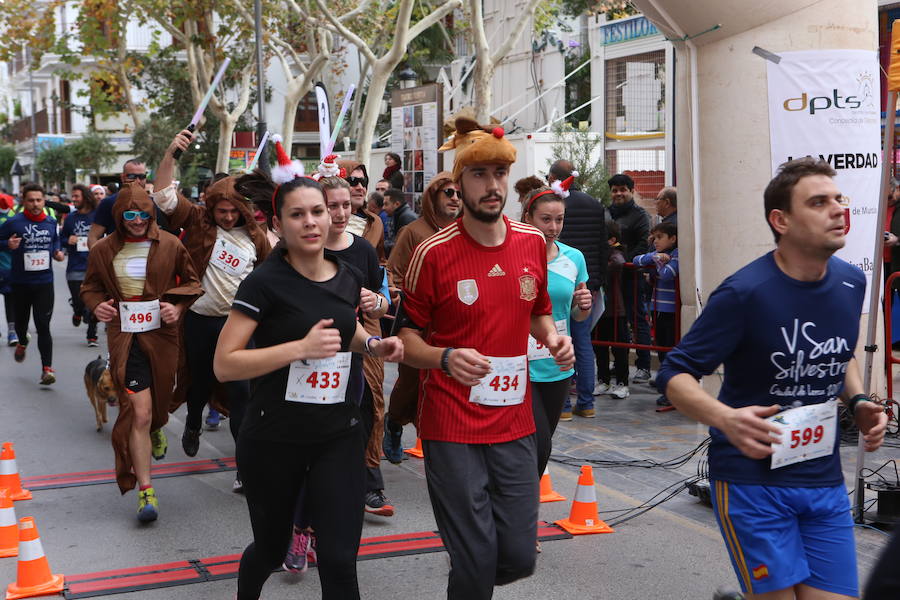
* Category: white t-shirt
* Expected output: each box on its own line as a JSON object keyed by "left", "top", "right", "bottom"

{"left": 191, "top": 226, "right": 257, "bottom": 317}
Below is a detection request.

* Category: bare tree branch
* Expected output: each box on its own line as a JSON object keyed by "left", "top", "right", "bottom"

{"left": 312, "top": 0, "right": 376, "bottom": 64}
{"left": 491, "top": 0, "right": 540, "bottom": 64}
{"left": 408, "top": 0, "right": 461, "bottom": 40}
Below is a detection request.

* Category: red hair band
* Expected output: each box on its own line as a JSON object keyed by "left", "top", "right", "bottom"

{"left": 271, "top": 184, "right": 280, "bottom": 216}
{"left": 525, "top": 189, "right": 559, "bottom": 216}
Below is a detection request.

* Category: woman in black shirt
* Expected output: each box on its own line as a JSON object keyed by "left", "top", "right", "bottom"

{"left": 214, "top": 175, "right": 403, "bottom": 600}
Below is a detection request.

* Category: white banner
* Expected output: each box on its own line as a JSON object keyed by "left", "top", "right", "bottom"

{"left": 767, "top": 50, "right": 881, "bottom": 312}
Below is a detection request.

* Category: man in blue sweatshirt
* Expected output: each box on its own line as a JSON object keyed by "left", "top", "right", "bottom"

{"left": 0, "top": 183, "right": 65, "bottom": 384}
{"left": 657, "top": 158, "right": 887, "bottom": 599}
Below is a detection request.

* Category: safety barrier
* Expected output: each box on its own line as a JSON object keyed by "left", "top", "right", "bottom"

{"left": 885, "top": 272, "right": 900, "bottom": 399}
{"left": 592, "top": 262, "right": 681, "bottom": 354}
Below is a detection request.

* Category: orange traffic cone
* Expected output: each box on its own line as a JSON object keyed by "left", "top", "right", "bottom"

{"left": 0, "top": 489, "right": 17, "bottom": 558}
{"left": 403, "top": 438, "right": 424, "bottom": 458}
{"left": 554, "top": 465, "right": 613, "bottom": 535}
{"left": 6, "top": 517, "right": 64, "bottom": 599}
{"left": 0, "top": 444, "right": 31, "bottom": 502}
{"left": 539, "top": 466, "right": 566, "bottom": 503}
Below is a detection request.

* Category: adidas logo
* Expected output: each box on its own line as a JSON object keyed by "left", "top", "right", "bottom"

{"left": 129, "top": 380, "right": 139, "bottom": 387}
{"left": 488, "top": 264, "right": 506, "bottom": 277}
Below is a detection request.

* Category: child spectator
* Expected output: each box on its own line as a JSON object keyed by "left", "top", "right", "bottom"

{"left": 593, "top": 222, "right": 630, "bottom": 400}
{"left": 633, "top": 221, "right": 679, "bottom": 409}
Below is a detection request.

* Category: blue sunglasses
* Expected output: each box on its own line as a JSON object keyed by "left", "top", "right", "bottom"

{"left": 122, "top": 210, "right": 151, "bottom": 221}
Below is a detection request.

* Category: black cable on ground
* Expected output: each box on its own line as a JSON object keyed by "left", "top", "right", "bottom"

{"left": 549, "top": 437, "right": 710, "bottom": 471}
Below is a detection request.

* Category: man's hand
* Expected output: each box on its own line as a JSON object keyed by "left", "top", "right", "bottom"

{"left": 886, "top": 233, "right": 899, "bottom": 247}
{"left": 547, "top": 333, "right": 575, "bottom": 371}
{"left": 68, "top": 235, "right": 78, "bottom": 246}
{"left": 572, "top": 282, "right": 591, "bottom": 312}
{"left": 94, "top": 299, "right": 117, "bottom": 322}
{"left": 159, "top": 301, "right": 182, "bottom": 324}
{"left": 370, "top": 336, "right": 404, "bottom": 362}
{"left": 169, "top": 129, "right": 195, "bottom": 156}
{"left": 53, "top": 250, "right": 65, "bottom": 262}
{"left": 856, "top": 401, "right": 888, "bottom": 452}
{"left": 7, "top": 234, "right": 20, "bottom": 250}
{"left": 446, "top": 348, "right": 492, "bottom": 387}
{"left": 717, "top": 405, "right": 783, "bottom": 460}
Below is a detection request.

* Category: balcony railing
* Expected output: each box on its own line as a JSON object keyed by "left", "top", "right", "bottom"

{"left": 10, "top": 109, "right": 48, "bottom": 144}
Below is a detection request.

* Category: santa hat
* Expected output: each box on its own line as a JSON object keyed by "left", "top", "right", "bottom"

{"left": 313, "top": 154, "right": 346, "bottom": 180}
{"left": 550, "top": 171, "right": 578, "bottom": 199}
{"left": 270, "top": 134, "right": 305, "bottom": 184}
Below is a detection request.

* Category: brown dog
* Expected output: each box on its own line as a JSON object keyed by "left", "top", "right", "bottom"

{"left": 84, "top": 355, "right": 116, "bottom": 432}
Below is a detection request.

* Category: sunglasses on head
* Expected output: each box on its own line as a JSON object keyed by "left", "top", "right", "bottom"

{"left": 124, "top": 173, "right": 148, "bottom": 181}
{"left": 122, "top": 210, "right": 151, "bottom": 221}
{"left": 442, "top": 188, "right": 460, "bottom": 198}
{"left": 346, "top": 176, "right": 368, "bottom": 188}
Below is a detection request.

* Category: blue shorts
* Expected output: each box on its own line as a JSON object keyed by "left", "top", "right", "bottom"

{"left": 710, "top": 480, "right": 857, "bottom": 596}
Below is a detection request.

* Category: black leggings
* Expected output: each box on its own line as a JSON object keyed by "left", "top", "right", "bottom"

{"left": 595, "top": 316, "right": 629, "bottom": 385}
{"left": 236, "top": 430, "right": 366, "bottom": 600}
{"left": 531, "top": 378, "right": 572, "bottom": 477}
{"left": 184, "top": 311, "right": 248, "bottom": 441}
{"left": 12, "top": 283, "right": 53, "bottom": 366}
{"left": 2, "top": 291, "right": 13, "bottom": 325}
{"left": 66, "top": 279, "right": 97, "bottom": 339}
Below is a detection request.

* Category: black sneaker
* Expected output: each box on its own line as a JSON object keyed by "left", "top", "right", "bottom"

{"left": 382, "top": 419, "right": 404, "bottom": 464}
{"left": 72, "top": 313, "right": 82, "bottom": 327}
{"left": 181, "top": 427, "right": 201, "bottom": 457}
{"left": 364, "top": 490, "right": 395, "bottom": 517}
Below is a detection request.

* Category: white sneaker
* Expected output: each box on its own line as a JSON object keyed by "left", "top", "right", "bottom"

{"left": 610, "top": 384, "right": 630, "bottom": 399}
{"left": 593, "top": 382, "right": 610, "bottom": 396}
{"left": 633, "top": 368, "right": 651, "bottom": 383}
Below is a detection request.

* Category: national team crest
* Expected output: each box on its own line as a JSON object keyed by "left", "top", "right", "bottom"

{"left": 457, "top": 279, "right": 479, "bottom": 305}
{"left": 519, "top": 274, "right": 537, "bottom": 301}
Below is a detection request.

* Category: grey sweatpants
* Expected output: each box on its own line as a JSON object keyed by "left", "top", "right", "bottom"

{"left": 423, "top": 435, "right": 538, "bottom": 600}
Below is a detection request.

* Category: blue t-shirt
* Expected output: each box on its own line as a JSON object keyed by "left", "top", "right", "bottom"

{"left": 656, "top": 252, "right": 865, "bottom": 487}
{"left": 60, "top": 210, "right": 95, "bottom": 275}
{"left": 528, "top": 241, "right": 588, "bottom": 382}
{"left": 92, "top": 193, "right": 118, "bottom": 234}
{"left": 0, "top": 212, "right": 60, "bottom": 285}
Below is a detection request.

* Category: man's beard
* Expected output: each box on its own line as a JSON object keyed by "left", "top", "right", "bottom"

{"left": 461, "top": 192, "right": 505, "bottom": 223}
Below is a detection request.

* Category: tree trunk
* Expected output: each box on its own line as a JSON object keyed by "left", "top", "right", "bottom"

{"left": 217, "top": 116, "right": 237, "bottom": 173}
{"left": 354, "top": 66, "right": 391, "bottom": 167}
{"left": 472, "top": 61, "right": 495, "bottom": 123}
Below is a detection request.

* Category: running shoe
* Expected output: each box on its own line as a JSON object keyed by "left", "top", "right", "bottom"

{"left": 205, "top": 409, "right": 221, "bottom": 431}
{"left": 283, "top": 527, "right": 311, "bottom": 574}
{"left": 364, "top": 490, "right": 395, "bottom": 517}
{"left": 39, "top": 367, "right": 56, "bottom": 386}
{"left": 610, "top": 384, "right": 630, "bottom": 399}
{"left": 136, "top": 487, "right": 159, "bottom": 523}
{"left": 87, "top": 338, "right": 99, "bottom": 347}
{"left": 655, "top": 395, "right": 672, "bottom": 407}
{"left": 382, "top": 419, "right": 404, "bottom": 464}
{"left": 72, "top": 313, "right": 82, "bottom": 327}
{"left": 181, "top": 426, "right": 201, "bottom": 457}
{"left": 13, "top": 343, "right": 25, "bottom": 363}
{"left": 559, "top": 410, "right": 573, "bottom": 422}
{"left": 232, "top": 475, "right": 244, "bottom": 494}
{"left": 150, "top": 429, "right": 167, "bottom": 461}
{"left": 633, "top": 368, "right": 651, "bottom": 383}
{"left": 6, "top": 331, "right": 17, "bottom": 346}
{"left": 306, "top": 532, "right": 317, "bottom": 565}
{"left": 593, "top": 381, "right": 610, "bottom": 396}
{"left": 573, "top": 407, "right": 596, "bottom": 418}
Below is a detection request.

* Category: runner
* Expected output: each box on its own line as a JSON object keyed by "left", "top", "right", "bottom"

{"left": 213, "top": 173, "right": 403, "bottom": 600}
{"left": 152, "top": 131, "right": 270, "bottom": 489}
{"left": 657, "top": 158, "right": 888, "bottom": 599}
{"left": 397, "top": 118, "right": 574, "bottom": 599}
{"left": 383, "top": 171, "right": 459, "bottom": 461}
{"left": 0, "top": 183, "right": 65, "bottom": 384}
{"left": 60, "top": 183, "right": 99, "bottom": 346}
{"left": 81, "top": 183, "right": 202, "bottom": 522}
{"left": 0, "top": 203, "right": 16, "bottom": 346}
{"left": 520, "top": 185, "right": 591, "bottom": 477}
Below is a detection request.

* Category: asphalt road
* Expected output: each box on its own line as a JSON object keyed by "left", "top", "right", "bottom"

{"left": 0, "top": 263, "right": 893, "bottom": 599}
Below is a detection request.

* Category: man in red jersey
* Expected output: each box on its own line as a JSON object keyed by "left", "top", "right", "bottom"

{"left": 398, "top": 118, "right": 574, "bottom": 600}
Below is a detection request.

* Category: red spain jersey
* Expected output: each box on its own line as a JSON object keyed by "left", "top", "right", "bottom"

{"left": 402, "top": 216, "right": 552, "bottom": 443}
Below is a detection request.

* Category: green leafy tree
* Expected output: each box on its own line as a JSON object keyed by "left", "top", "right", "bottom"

{"left": 548, "top": 123, "right": 610, "bottom": 205}
{"left": 35, "top": 144, "right": 75, "bottom": 189}
{"left": 0, "top": 146, "right": 17, "bottom": 183}
{"left": 68, "top": 129, "right": 118, "bottom": 179}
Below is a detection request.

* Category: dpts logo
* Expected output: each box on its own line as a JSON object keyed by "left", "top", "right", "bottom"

{"left": 782, "top": 70, "right": 875, "bottom": 114}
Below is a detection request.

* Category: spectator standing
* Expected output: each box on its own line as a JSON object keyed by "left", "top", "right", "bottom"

{"left": 655, "top": 186, "right": 677, "bottom": 225}
{"left": 549, "top": 159, "right": 608, "bottom": 417}
{"left": 383, "top": 152, "right": 404, "bottom": 190}
{"left": 591, "top": 221, "right": 630, "bottom": 404}
{"left": 608, "top": 173, "right": 652, "bottom": 382}
{"left": 383, "top": 188, "right": 417, "bottom": 258}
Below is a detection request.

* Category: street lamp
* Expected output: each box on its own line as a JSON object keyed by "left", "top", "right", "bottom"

{"left": 398, "top": 66, "right": 419, "bottom": 89}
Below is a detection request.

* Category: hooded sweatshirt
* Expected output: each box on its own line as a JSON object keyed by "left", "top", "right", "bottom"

{"left": 153, "top": 177, "right": 270, "bottom": 316}
{"left": 80, "top": 183, "right": 203, "bottom": 493}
